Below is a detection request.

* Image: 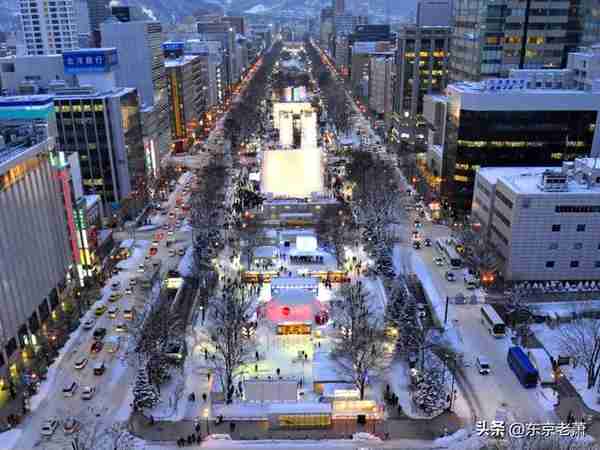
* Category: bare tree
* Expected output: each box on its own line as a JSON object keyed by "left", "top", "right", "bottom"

{"left": 558, "top": 317, "right": 600, "bottom": 389}
{"left": 330, "top": 282, "right": 386, "bottom": 399}
{"left": 207, "top": 282, "right": 256, "bottom": 403}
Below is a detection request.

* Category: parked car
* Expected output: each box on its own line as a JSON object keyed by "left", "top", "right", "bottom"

{"left": 417, "top": 303, "right": 427, "bottom": 318}
{"left": 433, "top": 257, "right": 444, "bottom": 267}
{"left": 412, "top": 241, "right": 421, "bottom": 250}
{"left": 106, "top": 337, "right": 120, "bottom": 354}
{"left": 74, "top": 358, "right": 88, "bottom": 370}
{"left": 82, "top": 318, "right": 95, "bottom": 330}
{"left": 63, "top": 417, "right": 79, "bottom": 434}
{"left": 108, "top": 292, "right": 122, "bottom": 303}
{"left": 169, "top": 249, "right": 176, "bottom": 257}
{"left": 81, "top": 385, "right": 95, "bottom": 400}
{"left": 123, "top": 308, "right": 134, "bottom": 320}
{"left": 40, "top": 418, "right": 59, "bottom": 437}
{"left": 476, "top": 356, "right": 491, "bottom": 375}
{"left": 115, "top": 323, "right": 128, "bottom": 333}
{"left": 111, "top": 281, "right": 120, "bottom": 291}
{"left": 94, "top": 305, "right": 107, "bottom": 317}
{"left": 90, "top": 341, "right": 103, "bottom": 354}
{"left": 62, "top": 381, "right": 78, "bottom": 397}
{"left": 424, "top": 238, "right": 432, "bottom": 247}
{"left": 129, "top": 278, "right": 137, "bottom": 287}
{"left": 93, "top": 327, "right": 107, "bottom": 340}
{"left": 177, "top": 249, "right": 185, "bottom": 256}
{"left": 137, "top": 264, "right": 145, "bottom": 273}
{"left": 445, "top": 271, "right": 456, "bottom": 282}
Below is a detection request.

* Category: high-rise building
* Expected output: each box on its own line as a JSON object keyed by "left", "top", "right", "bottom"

{"left": 110, "top": 5, "right": 147, "bottom": 23}
{"left": 335, "top": 0, "right": 346, "bottom": 14}
{"left": 223, "top": 16, "right": 246, "bottom": 35}
{"left": 197, "top": 20, "right": 237, "bottom": 88}
{"left": 100, "top": 20, "right": 170, "bottom": 159}
{"left": 19, "top": 0, "right": 79, "bottom": 55}
{"left": 0, "top": 54, "right": 74, "bottom": 95}
{"left": 165, "top": 55, "right": 207, "bottom": 153}
{"left": 450, "top": 0, "right": 583, "bottom": 82}
{"left": 86, "top": 0, "right": 110, "bottom": 46}
{"left": 0, "top": 95, "right": 73, "bottom": 381}
{"left": 392, "top": 25, "right": 450, "bottom": 152}
{"left": 416, "top": 0, "right": 452, "bottom": 27}
{"left": 422, "top": 78, "right": 600, "bottom": 211}
{"left": 186, "top": 40, "right": 226, "bottom": 107}
{"left": 55, "top": 48, "right": 146, "bottom": 213}
{"left": 368, "top": 52, "right": 395, "bottom": 127}
{"left": 348, "top": 25, "right": 394, "bottom": 94}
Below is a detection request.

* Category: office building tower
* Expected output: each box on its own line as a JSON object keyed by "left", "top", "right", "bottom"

{"left": 335, "top": 0, "right": 346, "bottom": 14}
{"left": 197, "top": 20, "right": 237, "bottom": 87}
{"left": 165, "top": 55, "right": 207, "bottom": 153}
{"left": 186, "top": 40, "right": 226, "bottom": 106}
{"left": 368, "top": 52, "right": 395, "bottom": 127}
{"left": 55, "top": 48, "right": 146, "bottom": 212}
{"left": 451, "top": 0, "right": 583, "bottom": 82}
{"left": 416, "top": 0, "right": 452, "bottom": 27}
{"left": 348, "top": 25, "right": 394, "bottom": 94}
{"left": 86, "top": 0, "right": 110, "bottom": 47}
{"left": 392, "top": 25, "right": 450, "bottom": 152}
{"left": 223, "top": 16, "right": 246, "bottom": 35}
{"left": 100, "top": 20, "right": 170, "bottom": 158}
{"left": 19, "top": 0, "right": 79, "bottom": 55}
{"left": 473, "top": 160, "right": 600, "bottom": 281}
{"left": 0, "top": 95, "right": 73, "bottom": 382}
{"left": 110, "top": 5, "right": 147, "bottom": 23}
{"left": 423, "top": 78, "right": 600, "bottom": 212}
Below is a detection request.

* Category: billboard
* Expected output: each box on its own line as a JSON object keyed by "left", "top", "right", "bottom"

{"left": 63, "top": 48, "right": 118, "bottom": 74}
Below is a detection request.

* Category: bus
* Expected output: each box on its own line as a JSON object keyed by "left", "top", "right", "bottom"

{"left": 435, "top": 239, "right": 463, "bottom": 268}
{"left": 481, "top": 305, "right": 506, "bottom": 338}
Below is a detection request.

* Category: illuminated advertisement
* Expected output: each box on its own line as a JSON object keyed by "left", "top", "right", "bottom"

{"left": 63, "top": 48, "right": 118, "bottom": 74}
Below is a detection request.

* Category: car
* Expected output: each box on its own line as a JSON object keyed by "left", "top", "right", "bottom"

{"left": 82, "top": 318, "right": 95, "bottom": 330}
{"left": 433, "top": 257, "right": 445, "bottom": 267}
{"left": 476, "top": 356, "right": 491, "bottom": 375}
{"left": 412, "top": 241, "right": 421, "bottom": 250}
{"left": 129, "top": 278, "right": 137, "bottom": 287}
{"left": 445, "top": 271, "right": 456, "bottom": 282}
{"left": 40, "top": 418, "right": 59, "bottom": 437}
{"left": 90, "top": 341, "right": 103, "bottom": 354}
{"left": 169, "top": 249, "right": 176, "bottom": 257}
{"left": 424, "top": 238, "right": 432, "bottom": 247}
{"left": 93, "top": 360, "right": 106, "bottom": 375}
{"left": 74, "top": 358, "right": 88, "bottom": 370}
{"left": 62, "top": 381, "right": 78, "bottom": 397}
{"left": 167, "top": 230, "right": 174, "bottom": 237}
{"left": 149, "top": 247, "right": 158, "bottom": 256}
{"left": 144, "top": 255, "right": 152, "bottom": 263}
{"left": 152, "top": 240, "right": 159, "bottom": 247}
{"left": 108, "top": 307, "right": 119, "bottom": 319}
{"left": 93, "top": 327, "right": 107, "bottom": 340}
{"left": 111, "top": 281, "right": 120, "bottom": 291}
{"left": 177, "top": 249, "right": 185, "bottom": 256}
{"left": 414, "top": 220, "right": 422, "bottom": 229}
{"left": 137, "top": 264, "right": 145, "bottom": 273}
{"left": 162, "top": 224, "right": 170, "bottom": 230}
{"left": 111, "top": 268, "right": 120, "bottom": 276}
{"left": 81, "top": 385, "right": 95, "bottom": 400}
{"left": 63, "top": 417, "right": 79, "bottom": 434}
{"left": 123, "top": 308, "right": 135, "bottom": 320}
{"left": 108, "top": 292, "right": 122, "bottom": 303}
{"left": 412, "top": 230, "right": 419, "bottom": 238}
{"left": 115, "top": 322, "right": 128, "bottom": 333}
{"left": 417, "top": 303, "right": 427, "bottom": 318}
{"left": 94, "top": 305, "right": 107, "bottom": 317}
{"left": 125, "top": 287, "right": 133, "bottom": 295}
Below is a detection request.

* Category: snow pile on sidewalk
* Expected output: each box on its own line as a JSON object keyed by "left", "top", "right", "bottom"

{"left": 0, "top": 429, "right": 22, "bottom": 450}
{"left": 533, "top": 323, "right": 600, "bottom": 413}
{"left": 432, "top": 429, "right": 486, "bottom": 449}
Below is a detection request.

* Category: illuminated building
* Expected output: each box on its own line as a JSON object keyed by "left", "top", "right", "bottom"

{"left": 165, "top": 55, "right": 207, "bottom": 153}
{"left": 423, "top": 78, "right": 600, "bottom": 212}
{"left": 0, "top": 95, "right": 72, "bottom": 387}
{"left": 392, "top": 24, "right": 450, "bottom": 152}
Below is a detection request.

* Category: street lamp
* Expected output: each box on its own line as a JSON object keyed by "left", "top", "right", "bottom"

{"left": 203, "top": 408, "right": 210, "bottom": 436}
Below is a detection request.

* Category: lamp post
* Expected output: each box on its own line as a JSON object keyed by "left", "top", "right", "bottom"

{"left": 204, "top": 408, "right": 210, "bottom": 436}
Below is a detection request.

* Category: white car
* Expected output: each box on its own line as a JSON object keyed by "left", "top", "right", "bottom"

{"left": 137, "top": 264, "right": 145, "bottom": 273}
{"left": 63, "top": 417, "right": 79, "bottom": 434}
{"left": 81, "top": 385, "right": 95, "bottom": 400}
{"left": 476, "top": 356, "right": 491, "bottom": 375}
{"left": 40, "top": 418, "right": 59, "bottom": 437}
{"left": 82, "top": 318, "right": 95, "bottom": 330}
{"left": 433, "top": 257, "right": 445, "bottom": 267}
{"left": 62, "top": 381, "right": 78, "bottom": 397}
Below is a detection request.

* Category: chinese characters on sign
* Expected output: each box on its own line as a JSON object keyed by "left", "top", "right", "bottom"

{"left": 476, "top": 420, "right": 586, "bottom": 439}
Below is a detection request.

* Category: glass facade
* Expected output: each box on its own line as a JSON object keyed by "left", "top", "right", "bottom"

{"left": 443, "top": 109, "right": 597, "bottom": 210}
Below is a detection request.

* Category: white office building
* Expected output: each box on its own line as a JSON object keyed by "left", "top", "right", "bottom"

{"left": 19, "top": 0, "right": 79, "bottom": 55}
{"left": 473, "top": 159, "right": 600, "bottom": 282}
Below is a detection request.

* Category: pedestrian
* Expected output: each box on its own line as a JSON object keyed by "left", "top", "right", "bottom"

{"left": 202, "top": 392, "right": 207, "bottom": 402}
{"left": 195, "top": 422, "right": 202, "bottom": 434}
{"left": 256, "top": 350, "right": 260, "bottom": 361}
{"left": 187, "top": 435, "right": 193, "bottom": 445}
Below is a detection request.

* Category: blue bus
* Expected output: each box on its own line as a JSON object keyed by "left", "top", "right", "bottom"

{"left": 507, "top": 346, "right": 538, "bottom": 388}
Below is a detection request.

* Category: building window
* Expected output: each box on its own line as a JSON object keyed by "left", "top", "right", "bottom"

{"left": 595, "top": 261, "right": 600, "bottom": 268}
{"left": 546, "top": 261, "right": 555, "bottom": 268}
{"left": 574, "top": 243, "right": 583, "bottom": 250}
{"left": 570, "top": 261, "right": 580, "bottom": 268}
{"left": 577, "top": 224, "right": 586, "bottom": 232}
{"left": 549, "top": 243, "right": 559, "bottom": 250}
{"left": 552, "top": 224, "right": 561, "bottom": 232}
{"left": 495, "top": 190, "right": 514, "bottom": 209}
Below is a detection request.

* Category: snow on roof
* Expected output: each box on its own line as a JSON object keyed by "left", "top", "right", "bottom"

{"left": 271, "top": 289, "right": 317, "bottom": 306}
{"left": 268, "top": 402, "right": 331, "bottom": 415}
{"left": 253, "top": 246, "right": 278, "bottom": 259}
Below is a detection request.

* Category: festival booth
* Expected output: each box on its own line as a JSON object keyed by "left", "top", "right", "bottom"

{"left": 262, "top": 289, "right": 328, "bottom": 335}
{"left": 271, "top": 276, "right": 319, "bottom": 295}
